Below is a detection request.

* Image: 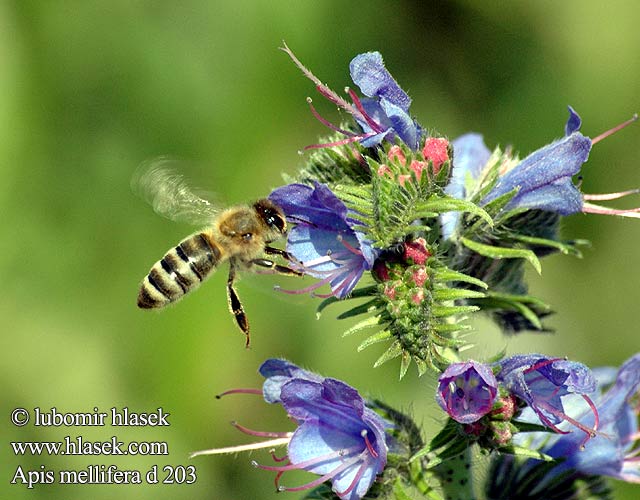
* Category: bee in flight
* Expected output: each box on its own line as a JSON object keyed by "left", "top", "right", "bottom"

{"left": 133, "top": 161, "right": 302, "bottom": 347}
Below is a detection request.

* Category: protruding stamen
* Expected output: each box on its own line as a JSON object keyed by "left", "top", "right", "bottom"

{"left": 276, "top": 452, "right": 364, "bottom": 493}
{"left": 256, "top": 446, "right": 360, "bottom": 473}
{"left": 280, "top": 42, "right": 364, "bottom": 122}
{"left": 215, "top": 388, "right": 262, "bottom": 399}
{"left": 591, "top": 113, "right": 638, "bottom": 145}
{"left": 347, "top": 87, "right": 385, "bottom": 133}
{"left": 583, "top": 202, "right": 640, "bottom": 218}
{"left": 306, "top": 97, "right": 356, "bottom": 136}
{"left": 534, "top": 399, "right": 598, "bottom": 449}
{"left": 303, "top": 131, "right": 378, "bottom": 151}
{"left": 584, "top": 188, "right": 640, "bottom": 201}
{"left": 231, "top": 421, "right": 291, "bottom": 438}
{"left": 270, "top": 449, "right": 289, "bottom": 463}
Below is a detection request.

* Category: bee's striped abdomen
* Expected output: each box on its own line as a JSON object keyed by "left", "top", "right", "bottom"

{"left": 137, "top": 232, "right": 222, "bottom": 309}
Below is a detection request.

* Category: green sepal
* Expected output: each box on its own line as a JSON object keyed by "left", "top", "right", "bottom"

{"left": 342, "top": 316, "right": 383, "bottom": 337}
{"left": 336, "top": 299, "right": 381, "bottom": 319}
{"left": 399, "top": 350, "right": 412, "bottom": 379}
{"left": 431, "top": 304, "right": 480, "bottom": 318}
{"left": 431, "top": 288, "right": 486, "bottom": 302}
{"left": 374, "top": 340, "right": 403, "bottom": 367}
{"left": 315, "top": 285, "right": 377, "bottom": 316}
{"left": 417, "top": 196, "right": 493, "bottom": 227}
{"left": 357, "top": 330, "right": 393, "bottom": 351}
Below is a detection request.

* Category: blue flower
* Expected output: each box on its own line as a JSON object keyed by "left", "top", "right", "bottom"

{"left": 440, "top": 132, "right": 492, "bottom": 239}
{"left": 259, "top": 358, "right": 324, "bottom": 404}
{"left": 274, "top": 377, "right": 389, "bottom": 499}
{"left": 269, "top": 182, "right": 378, "bottom": 298}
{"left": 192, "top": 360, "right": 390, "bottom": 499}
{"left": 496, "top": 354, "right": 598, "bottom": 446}
{"left": 255, "top": 359, "right": 390, "bottom": 499}
{"left": 435, "top": 360, "right": 499, "bottom": 424}
{"left": 441, "top": 107, "right": 593, "bottom": 240}
{"left": 538, "top": 353, "right": 640, "bottom": 483}
{"left": 482, "top": 107, "right": 591, "bottom": 214}
{"left": 282, "top": 44, "right": 421, "bottom": 150}
{"left": 349, "top": 52, "right": 421, "bottom": 149}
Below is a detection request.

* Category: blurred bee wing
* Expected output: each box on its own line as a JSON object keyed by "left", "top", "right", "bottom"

{"left": 132, "top": 158, "right": 220, "bottom": 225}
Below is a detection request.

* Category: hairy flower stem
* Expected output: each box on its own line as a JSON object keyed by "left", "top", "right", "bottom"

{"left": 432, "top": 448, "right": 476, "bottom": 500}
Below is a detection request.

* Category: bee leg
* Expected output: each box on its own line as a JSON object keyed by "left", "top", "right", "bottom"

{"left": 264, "top": 246, "right": 291, "bottom": 259}
{"left": 251, "top": 258, "right": 303, "bottom": 277}
{"left": 264, "top": 246, "right": 305, "bottom": 268}
{"left": 227, "top": 263, "right": 250, "bottom": 348}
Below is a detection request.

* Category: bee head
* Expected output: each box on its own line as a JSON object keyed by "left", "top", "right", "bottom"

{"left": 254, "top": 199, "right": 287, "bottom": 234}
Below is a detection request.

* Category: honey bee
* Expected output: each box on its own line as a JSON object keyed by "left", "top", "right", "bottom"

{"left": 133, "top": 161, "right": 302, "bottom": 347}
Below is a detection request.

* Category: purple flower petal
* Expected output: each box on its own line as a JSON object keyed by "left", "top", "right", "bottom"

{"left": 349, "top": 52, "right": 411, "bottom": 111}
{"left": 564, "top": 105, "right": 582, "bottom": 136}
{"left": 482, "top": 132, "right": 591, "bottom": 214}
{"left": 441, "top": 133, "right": 492, "bottom": 239}
{"left": 436, "top": 360, "right": 499, "bottom": 424}
{"left": 497, "top": 354, "right": 596, "bottom": 429}
{"left": 269, "top": 183, "right": 378, "bottom": 298}
{"left": 517, "top": 354, "right": 640, "bottom": 483}
{"left": 259, "top": 358, "right": 323, "bottom": 404}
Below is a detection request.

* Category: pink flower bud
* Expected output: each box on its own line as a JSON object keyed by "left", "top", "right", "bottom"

{"left": 422, "top": 137, "right": 449, "bottom": 174}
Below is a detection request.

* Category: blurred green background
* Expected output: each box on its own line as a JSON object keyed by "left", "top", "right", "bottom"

{"left": 2, "top": 1, "right": 639, "bottom": 499}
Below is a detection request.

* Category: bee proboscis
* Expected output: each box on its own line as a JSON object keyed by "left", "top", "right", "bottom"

{"left": 133, "top": 161, "right": 301, "bottom": 347}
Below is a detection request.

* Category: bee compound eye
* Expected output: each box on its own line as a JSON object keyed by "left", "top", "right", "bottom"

{"left": 242, "top": 233, "right": 253, "bottom": 241}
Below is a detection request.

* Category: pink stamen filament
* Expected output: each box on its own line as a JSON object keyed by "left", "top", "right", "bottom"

{"left": 270, "top": 449, "right": 289, "bottom": 463}
{"left": 583, "top": 189, "right": 640, "bottom": 201}
{"left": 303, "top": 131, "right": 379, "bottom": 151}
{"left": 523, "top": 357, "right": 564, "bottom": 374}
{"left": 276, "top": 451, "right": 366, "bottom": 494}
{"left": 216, "top": 388, "right": 262, "bottom": 399}
{"left": 361, "top": 430, "right": 379, "bottom": 458}
{"left": 582, "top": 202, "right": 640, "bottom": 218}
{"left": 591, "top": 113, "right": 638, "bottom": 145}
{"left": 255, "top": 445, "right": 361, "bottom": 473}
{"left": 335, "top": 460, "right": 368, "bottom": 498}
{"left": 337, "top": 234, "right": 363, "bottom": 256}
{"left": 347, "top": 87, "right": 385, "bottom": 134}
{"left": 534, "top": 399, "right": 598, "bottom": 449}
{"left": 274, "top": 275, "right": 334, "bottom": 295}
{"left": 306, "top": 97, "right": 356, "bottom": 136}
{"left": 231, "top": 421, "right": 291, "bottom": 438}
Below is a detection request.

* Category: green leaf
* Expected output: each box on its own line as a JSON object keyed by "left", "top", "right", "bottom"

{"left": 496, "top": 444, "right": 554, "bottom": 462}
{"left": 460, "top": 236, "right": 542, "bottom": 274}
{"left": 511, "top": 234, "right": 583, "bottom": 257}
{"left": 417, "top": 196, "right": 493, "bottom": 227}
{"left": 434, "top": 269, "right": 488, "bottom": 289}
